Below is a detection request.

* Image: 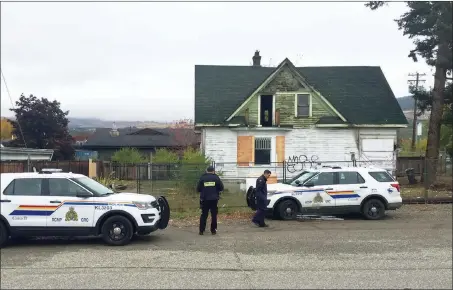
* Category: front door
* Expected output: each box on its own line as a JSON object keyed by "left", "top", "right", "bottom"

{"left": 332, "top": 171, "right": 369, "bottom": 211}
{"left": 2, "top": 177, "right": 54, "bottom": 229}
{"left": 46, "top": 178, "right": 95, "bottom": 231}
{"left": 300, "top": 172, "right": 336, "bottom": 214}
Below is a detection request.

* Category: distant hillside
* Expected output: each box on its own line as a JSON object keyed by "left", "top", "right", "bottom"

{"left": 397, "top": 96, "right": 414, "bottom": 111}
{"left": 68, "top": 117, "right": 169, "bottom": 129}
{"left": 1, "top": 116, "right": 169, "bottom": 129}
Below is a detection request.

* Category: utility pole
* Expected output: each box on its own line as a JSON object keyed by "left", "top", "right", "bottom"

{"left": 408, "top": 72, "right": 426, "bottom": 151}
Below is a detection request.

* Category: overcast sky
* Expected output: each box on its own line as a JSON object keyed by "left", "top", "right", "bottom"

{"left": 1, "top": 1, "right": 435, "bottom": 122}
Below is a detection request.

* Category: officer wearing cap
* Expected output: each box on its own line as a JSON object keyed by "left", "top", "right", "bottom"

{"left": 197, "top": 165, "right": 224, "bottom": 235}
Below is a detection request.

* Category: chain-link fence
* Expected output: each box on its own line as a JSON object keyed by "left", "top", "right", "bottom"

{"left": 1, "top": 157, "right": 449, "bottom": 210}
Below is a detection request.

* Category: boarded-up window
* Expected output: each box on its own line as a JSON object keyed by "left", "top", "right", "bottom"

{"left": 237, "top": 136, "right": 254, "bottom": 166}
{"left": 297, "top": 94, "right": 310, "bottom": 117}
{"left": 276, "top": 136, "right": 285, "bottom": 164}
{"left": 254, "top": 137, "right": 271, "bottom": 165}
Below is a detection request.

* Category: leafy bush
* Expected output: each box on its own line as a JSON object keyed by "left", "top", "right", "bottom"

{"left": 92, "top": 172, "right": 120, "bottom": 191}
{"left": 111, "top": 147, "right": 146, "bottom": 164}
{"left": 179, "top": 147, "right": 213, "bottom": 193}
{"left": 152, "top": 148, "right": 179, "bottom": 164}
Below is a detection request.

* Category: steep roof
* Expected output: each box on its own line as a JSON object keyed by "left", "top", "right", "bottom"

{"left": 195, "top": 64, "right": 408, "bottom": 126}
{"left": 82, "top": 127, "right": 199, "bottom": 148}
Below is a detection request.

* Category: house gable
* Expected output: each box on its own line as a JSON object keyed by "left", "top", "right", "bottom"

{"left": 194, "top": 58, "right": 408, "bottom": 127}
{"left": 232, "top": 60, "right": 345, "bottom": 127}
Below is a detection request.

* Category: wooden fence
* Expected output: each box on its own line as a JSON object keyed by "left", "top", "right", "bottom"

{"left": 0, "top": 156, "right": 450, "bottom": 180}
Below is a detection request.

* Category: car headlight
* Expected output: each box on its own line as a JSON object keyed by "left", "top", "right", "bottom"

{"left": 133, "top": 201, "right": 153, "bottom": 210}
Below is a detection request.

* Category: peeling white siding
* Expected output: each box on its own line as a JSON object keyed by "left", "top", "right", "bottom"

{"left": 202, "top": 127, "right": 398, "bottom": 180}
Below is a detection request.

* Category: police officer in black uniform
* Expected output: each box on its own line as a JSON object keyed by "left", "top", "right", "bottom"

{"left": 197, "top": 166, "right": 224, "bottom": 235}
{"left": 252, "top": 169, "right": 271, "bottom": 227}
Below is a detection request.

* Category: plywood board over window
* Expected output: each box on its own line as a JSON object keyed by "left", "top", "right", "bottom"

{"left": 276, "top": 136, "right": 285, "bottom": 164}
{"left": 237, "top": 136, "right": 254, "bottom": 166}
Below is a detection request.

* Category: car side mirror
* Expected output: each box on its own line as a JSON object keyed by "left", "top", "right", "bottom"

{"left": 295, "top": 180, "right": 301, "bottom": 186}
{"left": 304, "top": 182, "right": 315, "bottom": 188}
{"left": 76, "top": 191, "right": 92, "bottom": 198}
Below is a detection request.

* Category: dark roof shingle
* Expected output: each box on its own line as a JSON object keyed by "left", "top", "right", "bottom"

{"left": 194, "top": 65, "right": 408, "bottom": 125}
{"left": 82, "top": 128, "right": 199, "bottom": 148}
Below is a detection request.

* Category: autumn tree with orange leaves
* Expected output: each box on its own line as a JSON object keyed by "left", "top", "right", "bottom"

{"left": 0, "top": 118, "right": 14, "bottom": 140}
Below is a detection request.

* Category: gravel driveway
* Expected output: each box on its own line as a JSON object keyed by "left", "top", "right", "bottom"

{"left": 1, "top": 204, "right": 452, "bottom": 289}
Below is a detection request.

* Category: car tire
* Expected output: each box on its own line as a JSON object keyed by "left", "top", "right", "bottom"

{"left": 101, "top": 215, "right": 134, "bottom": 246}
{"left": 362, "top": 199, "right": 386, "bottom": 220}
{"left": 0, "top": 221, "right": 9, "bottom": 248}
{"left": 277, "top": 199, "right": 298, "bottom": 220}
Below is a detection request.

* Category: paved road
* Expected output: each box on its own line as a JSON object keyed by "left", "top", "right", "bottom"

{"left": 1, "top": 205, "right": 452, "bottom": 289}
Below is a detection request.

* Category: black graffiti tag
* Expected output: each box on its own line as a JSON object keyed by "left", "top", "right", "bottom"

{"left": 286, "top": 155, "right": 320, "bottom": 173}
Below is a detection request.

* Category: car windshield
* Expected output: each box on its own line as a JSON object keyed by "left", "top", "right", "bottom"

{"left": 284, "top": 171, "right": 319, "bottom": 185}
{"left": 71, "top": 177, "right": 114, "bottom": 196}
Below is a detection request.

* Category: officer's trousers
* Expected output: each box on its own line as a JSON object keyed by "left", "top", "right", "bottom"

{"left": 252, "top": 208, "right": 266, "bottom": 226}
{"left": 199, "top": 199, "right": 218, "bottom": 233}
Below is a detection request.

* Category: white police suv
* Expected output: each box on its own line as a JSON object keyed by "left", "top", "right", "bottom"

{"left": 0, "top": 170, "right": 170, "bottom": 248}
{"left": 246, "top": 167, "right": 402, "bottom": 220}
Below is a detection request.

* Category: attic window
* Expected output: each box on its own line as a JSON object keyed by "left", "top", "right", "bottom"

{"left": 295, "top": 93, "right": 311, "bottom": 117}
{"left": 127, "top": 128, "right": 165, "bottom": 136}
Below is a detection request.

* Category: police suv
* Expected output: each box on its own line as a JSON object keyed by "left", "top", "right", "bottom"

{"left": 0, "top": 169, "right": 170, "bottom": 248}
{"left": 246, "top": 167, "right": 402, "bottom": 220}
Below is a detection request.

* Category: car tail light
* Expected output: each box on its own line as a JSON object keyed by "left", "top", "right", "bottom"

{"left": 390, "top": 183, "right": 400, "bottom": 192}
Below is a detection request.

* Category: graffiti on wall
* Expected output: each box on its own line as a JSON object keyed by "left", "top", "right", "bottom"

{"left": 286, "top": 154, "right": 320, "bottom": 173}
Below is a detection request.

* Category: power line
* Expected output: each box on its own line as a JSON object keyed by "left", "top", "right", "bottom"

{"left": 407, "top": 72, "right": 426, "bottom": 151}
{"left": 1, "top": 69, "right": 28, "bottom": 148}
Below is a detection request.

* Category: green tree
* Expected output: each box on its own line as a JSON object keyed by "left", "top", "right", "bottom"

{"left": 111, "top": 147, "right": 146, "bottom": 164}
{"left": 366, "top": 1, "right": 453, "bottom": 187}
{"left": 9, "top": 94, "right": 74, "bottom": 160}
{"left": 411, "top": 83, "right": 452, "bottom": 155}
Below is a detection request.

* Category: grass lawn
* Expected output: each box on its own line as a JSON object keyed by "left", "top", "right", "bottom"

{"left": 118, "top": 180, "right": 248, "bottom": 212}
{"left": 115, "top": 178, "right": 451, "bottom": 218}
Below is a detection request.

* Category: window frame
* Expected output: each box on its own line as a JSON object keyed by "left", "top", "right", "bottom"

{"left": 295, "top": 93, "right": 312, "bottom": 118}
{"left": 48, "top": 177, "right": 94, "bottom": 197}
{"left": 368, "top": 171, "right": 395, "bottom": 182}
{"left": 254, "top": 137, "right": 272, "bottom": 166}
{"left": 337, "top": 171, "right": 366, "bottom": 185}
{"left": 3, "top": 178, "right": 45, "bottom": 196}
{"left": 305, "top": 171, "right": 336, "bottom": 186}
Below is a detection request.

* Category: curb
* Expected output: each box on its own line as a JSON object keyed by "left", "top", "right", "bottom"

{"left": 402, "top": 197, "right": 453, "bottom": 204}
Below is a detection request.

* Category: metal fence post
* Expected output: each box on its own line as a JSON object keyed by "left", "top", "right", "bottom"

{"left": 136, "top": 165, "right": 141, "bottom": 194}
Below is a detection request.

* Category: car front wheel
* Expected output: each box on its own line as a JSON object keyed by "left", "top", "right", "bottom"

{"left": 277, "top": 199, "right": 298, "bottom": 220}
{"left": 101, "top": 215, "right": 134, "bottom": 246}
{"left": 362, "top": 199, "right": 386, "bottom": 220}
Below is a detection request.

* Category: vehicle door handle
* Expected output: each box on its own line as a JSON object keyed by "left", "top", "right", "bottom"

{"left": 360, "top": 186, "right": 368, "bottom": 188}
{"left": 325, "top": 188, "right": 333, "bottom": 190}
{"left": 0, "top": 200, "right": 11, "bottom": 203}
{"left": 50, "top": 200, "right": 61, "bottom": 203}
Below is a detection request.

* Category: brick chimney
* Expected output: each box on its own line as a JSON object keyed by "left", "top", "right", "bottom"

{"left": 252, "top": 50, "right": 261, "bottom": 67}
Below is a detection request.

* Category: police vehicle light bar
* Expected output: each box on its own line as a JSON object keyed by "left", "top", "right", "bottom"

{"left": 39, "top": 168, "right": 63, "bottom": 174}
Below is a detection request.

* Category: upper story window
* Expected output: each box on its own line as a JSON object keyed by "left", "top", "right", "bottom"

{"left": 296, "top": 93, "right": 311, "bottom": 117}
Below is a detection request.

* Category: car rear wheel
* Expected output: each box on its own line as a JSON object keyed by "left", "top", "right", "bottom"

{"left": 101, "top": 215, "right": 134, "bottom": 246}
{"left": 277, "top": 199, "right": 298, "bottom": 220}
{"left": 362, "top": 199, "right": 386, "bottom": 220}
{"left": 0, "top": 221, "right": 9, "bottom": 248}
{"left": 246, "top": 187, "right": 257, "bottom": 210}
